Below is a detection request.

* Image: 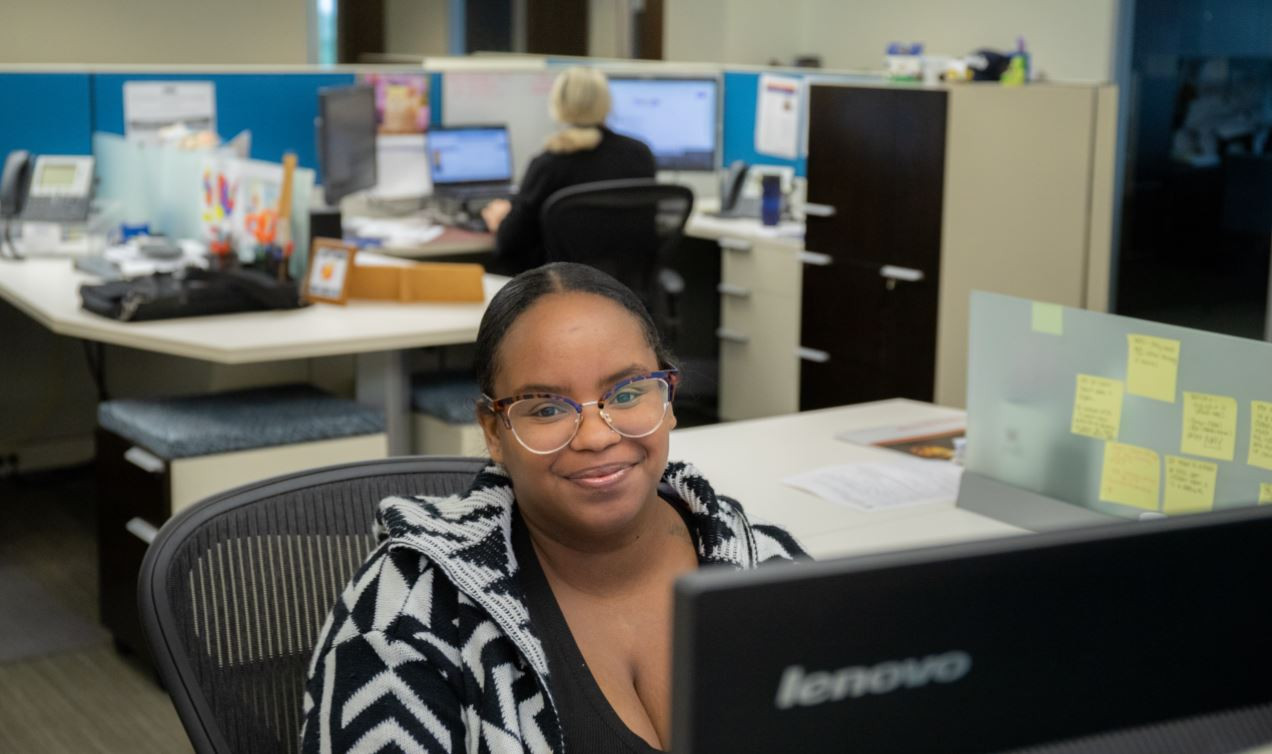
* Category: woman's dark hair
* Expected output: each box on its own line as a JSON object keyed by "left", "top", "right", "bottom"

{"left": 474, "top": 262, "right": 675, "bottom": 398}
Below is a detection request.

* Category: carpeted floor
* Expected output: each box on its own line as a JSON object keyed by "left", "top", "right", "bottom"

{"left": 0, "top": 465, "right": 193, "bottom": 753}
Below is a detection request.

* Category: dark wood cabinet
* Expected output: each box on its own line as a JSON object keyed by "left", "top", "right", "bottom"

{"left": 801, "top": 86, "right": 948, "bottom": 410}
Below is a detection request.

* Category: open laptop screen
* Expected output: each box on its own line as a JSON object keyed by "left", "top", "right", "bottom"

{"left": 428, "top": 126, "right": 513, "bottom": 186}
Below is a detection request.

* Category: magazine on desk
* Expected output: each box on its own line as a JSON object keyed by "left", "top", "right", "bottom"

{"left": 835, "top": 415, "right": 966, "bottom": 462}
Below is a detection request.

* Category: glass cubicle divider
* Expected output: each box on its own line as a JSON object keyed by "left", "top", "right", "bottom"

{"left": 963, "top": 291, "right": 1272, "bottom": 524}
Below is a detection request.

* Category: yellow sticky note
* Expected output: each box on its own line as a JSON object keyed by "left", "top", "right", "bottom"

{"left": 1071, "top": 374, "right": 1123, "bottom": 441}
{"left": 1259, "top": 483, "right": 1272, "bottom": 504}
{"left": 1099, "top": 442, "right": 1161, "bottom": 511}
{"left": 1126, "top": 334, "right": 1180, "bottom": 403}
{"left": 1163, "top": 455, "right": 1217, "bottom": 515}
{"left": 1031, "top": 302, "right": 1063, "bottom": 335}
{"left": 1248, "top": 401, "right": 1272, "bottom": 471}
{"left": 1180, "top": 391, "right": 1238, "bottom": 461}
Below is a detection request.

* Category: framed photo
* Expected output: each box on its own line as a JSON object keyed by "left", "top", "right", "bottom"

{"left": 303, "top": 238, "right": 358, "bottom": 305}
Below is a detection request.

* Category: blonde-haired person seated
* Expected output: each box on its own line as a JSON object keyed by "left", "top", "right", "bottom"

{"left": 482, "top": 67, "right": 656, "bottom": 275}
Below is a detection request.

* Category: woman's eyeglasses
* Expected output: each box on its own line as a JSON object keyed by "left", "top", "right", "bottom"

{"left": 482, "top": 369, "right": 679, "bottom": 454}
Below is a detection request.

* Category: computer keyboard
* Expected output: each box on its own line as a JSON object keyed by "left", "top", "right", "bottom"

{"left": 453, "top": 216, "right": 490, "bottom": 233}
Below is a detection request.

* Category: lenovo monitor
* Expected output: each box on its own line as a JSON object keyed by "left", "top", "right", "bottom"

{"left": 671, "top": 505, "right": 1272, "bottom": 753}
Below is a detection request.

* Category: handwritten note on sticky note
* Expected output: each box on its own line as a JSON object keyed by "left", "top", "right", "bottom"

{"left": 1126, "top": 334, "right": 1180, "bottom": 403}
{"left": 1031, "top": 302, "right": 1063, "bottom": 335}
{"left": 1260, "top": 483, "right": 1272, "bottom": 504}
{"left": 1100, "top": 442, "right": 1161, "bottom": 511}
{"left": 1163, "top": 455, "right": 1217, "bottom": 514}
{"left": 1248, "top": 401, "right": 1272, "bottom": 471}
{"left": 1181, "top": 391, "right": 1238, "bottom": 461}
{"left": 1071, "top": 375, "right": 1123, "bottom": 441}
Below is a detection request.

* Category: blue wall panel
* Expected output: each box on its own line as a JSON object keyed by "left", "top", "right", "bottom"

{"left": 0, "top": 73, "right": 93, "bottom": 159}
{"left": 91, "top": 72, "right": 357, "bottom": 171}
{"left": 721, "top": 71, "right": 806, "bottom": 177}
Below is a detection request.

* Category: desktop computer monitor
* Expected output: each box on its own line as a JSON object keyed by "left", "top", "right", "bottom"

{"left": 671, "top": 505, "right": 1272, "bottom": 754}
{"left": 317, "top": 85, "right": 378, "bottom": 206}
{"left": 606, "top": 76, "right": 719, "bottom": 172}
{"left": 427, "top": 125, "right": 514, "bottom": 190}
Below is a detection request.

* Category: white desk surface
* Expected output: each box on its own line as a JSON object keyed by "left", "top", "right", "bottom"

{"left": 669, "top": 398, "right": 1028, "bottom": 560}
{"left": 0, "top": 257, "right": 506, "bottom": 364}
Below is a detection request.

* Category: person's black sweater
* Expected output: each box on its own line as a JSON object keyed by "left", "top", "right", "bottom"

{"left": 493, "top": 127, "right": 655, "bottom": 275}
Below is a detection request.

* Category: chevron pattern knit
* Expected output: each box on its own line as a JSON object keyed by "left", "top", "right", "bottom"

{"left": 300, "top": 461, "right": 805, "bottom": 753}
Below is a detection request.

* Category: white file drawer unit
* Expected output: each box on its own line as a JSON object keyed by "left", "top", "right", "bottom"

{"left": 715, "top": 234, "right": 803, "bottom": 420}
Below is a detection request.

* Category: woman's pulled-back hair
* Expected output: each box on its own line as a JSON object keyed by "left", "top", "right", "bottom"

{"left": 545, "top": 67, "right": 611, "bottom": 154}
{"left": 474, "top": 262, "right": 675, "bottom": 399}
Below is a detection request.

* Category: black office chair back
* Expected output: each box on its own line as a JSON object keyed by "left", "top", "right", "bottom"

{"left": 540, "top": 178, "right": 694, "bottom": 309}
{"left": 138, "top": 456, "right": 487, "bottom": 754}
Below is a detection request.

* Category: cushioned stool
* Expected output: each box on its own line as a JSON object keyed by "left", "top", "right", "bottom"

{"left": 95, "top": 384, "right": 388, "bottom": 658}
{"left": 410, "top": 372, "right": 488, "bottom": 456}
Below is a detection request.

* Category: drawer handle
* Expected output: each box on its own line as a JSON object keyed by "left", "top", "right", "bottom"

{"left": 719, "top": 237, "right": 753, "bottom": 252}
{"left": 124, "top": 446, "right": 165, "bottom": 474}
{"left": 126, "top": 517, "right": 159, "bottom": 546}
{"left": 716, "top": 328, "right": 751, "bottom": 344}
{"left": 797, "top": 346, "right": 831, "bottom": 363}
{"left": 716, "top": 282, "right": 752, "bottom": 298}
{"left": 803, "top": 202, "right": 837, "bottom": 218}
{"left": 798, "top": 251, "right": 833, "bottom": 267}
{"left": 879, "top": 265, "right": 924, "bottom": 282}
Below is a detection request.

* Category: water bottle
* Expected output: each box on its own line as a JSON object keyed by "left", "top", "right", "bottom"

{"left": 760, "top": 174, "right": 781, "bottom": 226}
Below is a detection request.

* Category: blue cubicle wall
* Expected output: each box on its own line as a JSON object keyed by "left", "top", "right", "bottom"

{"left": 1, "top": 69, "right": 446, "bottom": 172}
{"left": 92, "top": 72, "right": 357, "bottom": 171}
{"left": 721, "top": 71, "right": 806, "bottom": 176}
{"left": 0, "top": 73, "right": 94, "bottom": 160}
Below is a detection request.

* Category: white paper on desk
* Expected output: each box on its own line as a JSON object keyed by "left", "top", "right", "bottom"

{"left": 784, "top": 460, "right": 963, "bottom": 512}
{"left": 124, "top": 81, "right": 216, "bottom": 141}
{"left": 755, "top": 74, "right": 802, "bottom": 160}
{"left": 345, "top": 216, "right": 443, "bottom": 247}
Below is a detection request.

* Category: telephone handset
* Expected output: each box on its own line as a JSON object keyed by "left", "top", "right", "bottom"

{"left": 720, "top": 160, "right": 750, "bottom": 213}
{"left": 1, "top": 150, "right": 32, "bottom": 219}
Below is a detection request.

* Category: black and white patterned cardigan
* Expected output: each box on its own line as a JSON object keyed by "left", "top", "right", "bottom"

{"left": 300, "top": 460, "right": 806, "bottom": 753}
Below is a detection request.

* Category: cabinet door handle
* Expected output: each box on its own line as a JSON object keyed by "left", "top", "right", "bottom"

{"left": 716, "top": 282, "right": 752, "bottom": 298}
{"left": 719, "top": 237, "right": 752, "bottom": 252}
{"left": 126, "top": 517, "right": 159, "bottom": 546}
{"left": 803, "top": 203, "right": 837, "bottom": 218}
{"left": 797, "top": 346, "right": 831, "bottom": 363}
{"left": 879, "top": 265, "right": 925, "bottom": 282}
{"left": 124, "top": 446, "right": 164, "bottom": 474}
{"left": 798, "top": 251, "right": 833, "bottom": 267}
{"left": 716, "top": 328, "right": 751, "bottom": 344}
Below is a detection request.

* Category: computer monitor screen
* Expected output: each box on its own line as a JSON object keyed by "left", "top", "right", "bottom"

{"left": 318, "top": 85, "right": 378, "bottom": 205}
{"left": 606, "top": 77, "right": 718, "bottom": 171}
{"left": 671, "top": 506, "right": 1272, "bottom": 754}
{"left": 427, "top": 126, "right": 514, "bottom": 186}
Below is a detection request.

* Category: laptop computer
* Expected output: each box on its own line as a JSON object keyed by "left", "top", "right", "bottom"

{"left": 427, "top": 125, "right": 517, "bottom": 202}
{"left": 671, "top": 504, "right": 1272, "bottom": 753}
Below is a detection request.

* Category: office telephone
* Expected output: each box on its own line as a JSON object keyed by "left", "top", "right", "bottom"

{"left": 0, "top": 151, "right": 95, "bottom": 223}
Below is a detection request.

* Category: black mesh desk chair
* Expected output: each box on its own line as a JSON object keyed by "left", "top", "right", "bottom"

{"left": 138, "top": 456, "right": 486, "bottom": 754}
{"left": 540, "top": 178, "right": 694, "bottom": 338}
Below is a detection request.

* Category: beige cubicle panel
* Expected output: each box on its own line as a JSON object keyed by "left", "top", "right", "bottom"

{"left": 934, "top": 84, "right": 1118, "bottom": 408}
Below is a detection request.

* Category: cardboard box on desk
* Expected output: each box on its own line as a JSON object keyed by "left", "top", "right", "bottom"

{"left": 349, "top": 261, "right": 485, "bottom": 303}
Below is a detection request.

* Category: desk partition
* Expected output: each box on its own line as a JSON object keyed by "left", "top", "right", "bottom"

{"left": 966, "top": 291, "right": 1272, "bottom": 520}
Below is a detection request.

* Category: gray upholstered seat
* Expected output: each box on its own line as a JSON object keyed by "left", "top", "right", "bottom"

{"left": 410, "top": 372, "right": 481, "bottom": 425}
{"left": 97, "top": 384, "right": 385, "bottom": 459}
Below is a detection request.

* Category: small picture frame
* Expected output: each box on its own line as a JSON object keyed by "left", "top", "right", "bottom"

{"left": 303, "top": 238, "right": 358, "bottom": 305}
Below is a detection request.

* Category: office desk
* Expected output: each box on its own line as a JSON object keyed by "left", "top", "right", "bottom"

{"left": 0, "top": 257, "right": 507, "bottom": 454}
{"left": 669, "top": 398, "right": 1026, "bottom": 559}
{"left": 369, "top": 224, "right": 495, "bottom": 260}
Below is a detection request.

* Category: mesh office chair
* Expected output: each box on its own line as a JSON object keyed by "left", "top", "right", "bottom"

{"left": 540, "top": 178, "right": 694, "bottom": 339}
{"left": 137, "top": 456, "right": 487, "bottom": 754}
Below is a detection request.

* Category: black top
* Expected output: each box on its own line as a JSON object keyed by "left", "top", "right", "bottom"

{"left": 513, "top": 504, "right": 688, "bottom": 754}
{"left": 493, "top": 127, "right": 656, "bottom": 275}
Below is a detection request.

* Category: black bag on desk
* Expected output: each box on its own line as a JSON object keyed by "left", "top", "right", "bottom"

{"left": 79, "top": 268, "right": 306, "bottom": 322}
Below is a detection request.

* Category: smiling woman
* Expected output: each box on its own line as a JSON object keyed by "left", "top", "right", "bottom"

{"left": 300, "top": 262, "right": 806, "bottom": 754}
